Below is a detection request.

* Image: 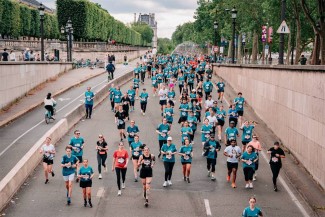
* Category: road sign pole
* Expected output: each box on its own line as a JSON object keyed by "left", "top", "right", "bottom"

{"left": 278, "top": 0, "right": 286, "bottom": 65}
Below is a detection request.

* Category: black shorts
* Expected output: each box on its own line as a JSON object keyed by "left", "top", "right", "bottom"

{"left": 207, "top": 158, "right": 216, "bottom": 166}
{"left": 117, "top": 124, "right": 125, "bottom": 129}
{"left": 133, "top": 87, "right": 139, "bottom": 90}
{"left": 130, "top": 101, "right": 135, "bottom": 106}
{"left": 237, "top": 110, "right": 244, "bottom": 116}
{"left": 140, "top": 168, "right": 153, "bottom": 178}
{"left": 76, "top": 156, "right": 83, "bottom": 162}
{"left": 132, "top": 155, "right": 140, "bottom": 160}
{"left": 167, "top": 120, "right": 173, "bottom": 124}
{"left": 227, "top": 162, "right": 238, "bottom": 170}
{"left": 80, "top": 180, "right": 92, "bottom": 188}
{"left": 43, "top": 157, "right": 53, "bottom": 165}
{"left": 181, "top": 162, "right": 192, "bottom": 165}
{"left": 159, "top": 100, "right": 167, "bottom": 106}
{"left": 217, "top": 90, "right": 224, "bottom": 93}
{"left": 178, "top": 116, "right": 187, "bottom": 123}
{"left": 242, "top": 141, "right": 249, "bottom": 146}
{"left": 217, "top": 119, "right": 225, "bottom": 126}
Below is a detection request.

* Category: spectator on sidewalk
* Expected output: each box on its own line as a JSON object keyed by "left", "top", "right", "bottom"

{"left": 106, "top": 61, "right": 116, "bottom": 80}
{"left": 299, "top": 55, "right": 307, "bottom": 65}
{"left": 9, "top": 50, "right": 16, "bottom": 61}
{"left": 1, "top": 48, "right": 9, "bottom": 61}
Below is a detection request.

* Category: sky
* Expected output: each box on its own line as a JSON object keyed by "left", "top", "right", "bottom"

{"left": 42, "top": 0, "right": 198, "bottom": 39}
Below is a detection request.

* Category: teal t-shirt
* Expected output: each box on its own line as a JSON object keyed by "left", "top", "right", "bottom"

{"left": 203, "top": 81, "right": 213, "bottom": 92}
{"left": 109, "top": 87, "right": 116, "bottom": 100}
{"left": 69, "top": 137, "right": 85, "bottom": 157}
{"left": 241, "top": 152, "right": 258, "bottom": 169}
{"left": 127, "top": 89, "right": 136, "bottom": 102}
{"left": 217, "top": 82, "right": 225, "bottom": 92}
{"left": 157, "top": 73, "right": 163, "bottom": 83}
{"left": 234, "top": 97, "right": 245, "bottom": 111}
{"left": 205, "top": 140, "right": 221, "bottom": 159}
{"left": 161, "top": 143, "right": 177, "bottom": 162}
{"left": 242, "top": 125, "right": 255, "bottom": 142}
{"left": 187, "top": 115, "right": 197, "bottom": 130}
{"left": 187, "top": 74, "right": 195, "bottom": 84}
{"left": 201, "top": 124, "right": 212, "bottom": 142}
{"left": 228, "top": 109, "right": 238, "bottom": 119}
{"left": 151, "top": 76, "right": 158, "bottom": 86}
{"left": 179, "top": 103, "right": 189, "bottom": 117}
{"left": 157, "top": 124, "right": 170, "bottom": 140}
{"left": 133, "top": 78, "right": 140, "bottom": 88}
{"left": 242, "top": 206, "right": 262, "bottom": 217}
{"left": 113, "top": 90, "right": 122, "bottom": 103}
{"left": 85, "top": 91, "right": 94, "bottom": 105}
{"left": 79, "top": 166, "right": 93, "bottom": 182}
{"left": 127, "top": 125, "right": 139, "bottom": 142}
{"left": 168, "top": 91, "right": 175, "bottom": 100}
{"left": 140, "top": 92, "right": 149, "bottom": 103}
{"left": 164, "top": 107, "right": 174, "bottom": 122}
{"left": 181, "top": 127, "right": 193, "bottom": 142}
{"left": 130, "top": 141, "right": 143, "bottom": 157}
{"left": 216, "top": 110, "right": 226, "bottom": 121}
{"left": 179, "top": 145, "right": 193, "bottom": 163}
{"left": 61, "top": 154, "right": 78, "bottom": 176}
{"left": 225, "top": 127, "right": 239, "bottom": 141}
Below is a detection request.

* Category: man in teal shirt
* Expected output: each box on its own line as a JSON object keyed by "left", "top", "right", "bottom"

{"left": 204, "top": 135, "right": 221, "bottom": 181}
{"left": 69, "top": 130, "right": 85, "bottom": 182}
{"left": 84, "top": 86, "right": 95, "bottom": 119}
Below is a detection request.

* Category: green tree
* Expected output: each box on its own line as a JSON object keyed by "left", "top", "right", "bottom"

{"left": 158, "top": 38, "right": 174, "bottom": 54}
{"left": 131, "top": 23, "right": 153, "bottom": 44}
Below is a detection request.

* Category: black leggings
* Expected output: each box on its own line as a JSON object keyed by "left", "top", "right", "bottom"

{"left": 163, "top": 161, "right": 175, "bottom": 181}
{"left": 207, "top": 158, "right": 216, "bottom": 172}
{"left": 115, "top": 168, "right": 127, "bottom": 190}
{"left": 141, "top": 102, "right": 147, "bottom": 113}
{"left": 205, "top": 92, "right": 211, "bottom": 100}
{"left": 270, "top": 164, "right": 281, "bottom": 186}
{"left": 97, "top": 153, "right": 107, "bottom": 174}
{"left": 188, "top": 83, "right": 194, "bottom": 91}
{"left": 179, "top": 85, "right": 183, "bottom": 94}
{"left": 243, "top": 167, "right": 254, "bottom": 181}
{"left": 85, "top": 104, "right": 93, "bottom": 118}
{"left": 44, "top": 105, "right": 54, "bottom": 116}
{"left": 159, "top": 140, "right": 167, "bottom": 153}
{"left": 110, "top": 100, "right": 114, "bottom": 110}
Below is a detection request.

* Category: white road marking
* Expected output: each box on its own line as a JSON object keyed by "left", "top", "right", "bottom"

{"left": 204, "top": 199, "right": 212, "bottom": 216}
{"left": 58, "top": 98, "right": 71, "bottom": 101}
{"left": 96, "top": 187, "right": 105, "bottom": 197}
{"left": 0, "top": 78, "right": 108, "bottom": 158}
{"left": 213, "top": 78, "right": 310, "bottom": 217}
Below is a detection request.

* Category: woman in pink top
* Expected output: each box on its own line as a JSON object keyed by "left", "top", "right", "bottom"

{"left": 247, "top": 135, "right": 261, "bottom": 181}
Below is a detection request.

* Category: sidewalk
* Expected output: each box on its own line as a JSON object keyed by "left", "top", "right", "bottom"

{"left": 0, "top": 62, "right": 136, "bottom": 128}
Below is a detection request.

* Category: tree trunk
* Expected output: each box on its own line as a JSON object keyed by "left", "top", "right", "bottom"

{"left": 237, "top": 34, "right": 242, "bottom": 64}
{"left": 311, "top": 33, "right": 321, "bottom": 65}
{"left": 321, "top": 31, "right": 325, "bottom": 65}
{"left": 295, "top": 19, "right": 302, "bottom": 64}
{"left": 286, "top": 33, "right": 291, "bottom": 65}
{"left": 251, "top": 31, "right": 258, "bottom": 64}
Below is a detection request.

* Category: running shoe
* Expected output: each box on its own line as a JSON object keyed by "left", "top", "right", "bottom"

{"left": 134, "top": 178, "right": 138, "bottom": 182}
{"left": 207, "top": 171, "right": 211, "bottom": 177}
{"left": 158, "top": 153, "right": 161, "bottom": 158}
{"left": 99, "top": 174, "right": 102, "bottom": 179}
{"left": 84, "top": 199, "right": 87, "bottom": 207}
{"left": 274, "top": 185, "right": 278, "bottom": 192}
{"left": 249, "top": 183, "right": 253, "bottom": 189}
{"left": 163, "top": 181, "right": 167, "bottom": 187}
{"left": 143, "top": 113, "right": 145, "bottom": 116}
{"left": 144, "top": 199, "right": 149, "bottom": 207}
{"left": 187, "top": 177, "right": 190, "bottom": 183}
{"left": 117, "top": 190, "right": 122, "bottom": 196}
{"left": 45, "top": 179, "right": 49, "bottom": 184}
{"left": 51, "top": 171, "right": 55, "bottom": 177}
{"left": 143, "top": 190, "right": 146, "bottom": 199}
{"left": 76, "top": 178, "right": 79, "bottom": 183}
{"left": 226, "top": 175, "right": 230, "bottom": 182}
{"left": 231, "top": 183, "right": 237, "bottom": 188}
{"left": 245, "top": 184, "right": 249, "bottom": 189}
{"left": 167, "top": 180, "right": 172, "bottom": 186}
{"left": 67, "top": 197, "right": 71, "bottom": 205}
{"left": 88, "top": 200, "right": 93, "bottom": 208}
{"left": 184, "top": 176, "right": 186, "bottom": 181}
{"left": 122, "top": 183, "right": 125, "bottom": 189}
{"left": 211, "top": 176, "right": 216, "bottom": 181}
{"left": 253, "top": 174, "right": 257, "bottom": 181}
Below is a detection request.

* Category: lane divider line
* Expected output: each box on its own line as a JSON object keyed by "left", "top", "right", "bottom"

{"left": 204, "top": 199, "right": 212, "bottom": 216}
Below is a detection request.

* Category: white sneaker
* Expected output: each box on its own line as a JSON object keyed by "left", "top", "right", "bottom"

{"left": 249, "top": 182, "right": 253, "bottom": 189}
{"left": 143, "top": 113, "right": 145, "bottom": 116}
{"left": 98, "top": 174, "right": 102, "bottom": 179}
{"left": 168, "top": 180, "right": 172, "bottom": 186}
{"left": 163, "top": 181, "right": 167, "bottom": 187}
{"left": 122, "top": 183, "right": 125, "bottom": 189}
{"left": 117, "top": 190, "right": 122, "bottom": 196}
{"left": 245, "top": 184, "right": 249, "bottom": 189}
{"left": 207, "top": 171, "right": 211, "bottom": 177}
{"left": 253, "top": 174, "right": 257, "bottom": 181}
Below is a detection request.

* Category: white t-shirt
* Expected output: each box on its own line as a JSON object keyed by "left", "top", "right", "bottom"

{"left": 159, "top": 89, "right": 168, "bottom": 100}
{"left": 44, "top": 98, "right": 56, "bottom": 106}
{"left": 224, "top": 146, "right": 242, "bottom": 163}
{"left": 41, "top": 144, "right": 55, "bottom": 159}
{"left": 204, "top": 99, "right": 214, "bottom": 109}
{"left": 207, "top": 115, "right": 217, "bottom": 126}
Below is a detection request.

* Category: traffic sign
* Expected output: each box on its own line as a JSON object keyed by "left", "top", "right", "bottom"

{"left": 276, "top": 21, "right": 290, "bottom": 34}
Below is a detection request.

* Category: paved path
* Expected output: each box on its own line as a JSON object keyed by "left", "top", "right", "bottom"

{"left": 2, "top": 74, "right": 319, "bottom": 217}
{"left": 0, "top": 62, "right": 136, "bottom": 182}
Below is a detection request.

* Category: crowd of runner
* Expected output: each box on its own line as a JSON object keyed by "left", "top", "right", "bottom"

{"left": 40, "top": 53, "right": 285, "bottom": 215}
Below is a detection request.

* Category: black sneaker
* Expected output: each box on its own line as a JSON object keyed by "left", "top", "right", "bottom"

{"left": 158, "top": 153, "right": 161, "bottom": 158}
{"left": 274, "top": 185, "right": 278, "bottom": 192}
{"left": 187, "top": 178, "right": 191, "bottom": 183}
{"left": 84, "top": 200, "right": 87, "bottom": 207}
{"left": 76, "top": 178, "right": 79, "bottom": 183}
{"left": 144, "top": 199, "right": 149, "bottom": 207}
{"left": 184, "top": 176, "right": 186, "bottom": 181}
{"left": 67, "top": 198, "right": 71, "bottom": 205}
{"left": 88, "top": 200, "right": 93, "bottom": 208}
{"left": 134, "top": 178, "right": 138, "bottom": 182}
{"left": 51, "top": 171, "right": 55, "bottom": 177}
{"left": 45, "top": 179, "right": 49, "bottom": 184}
{"left": 143, "top": 190, "right": 146, "bottom": 199}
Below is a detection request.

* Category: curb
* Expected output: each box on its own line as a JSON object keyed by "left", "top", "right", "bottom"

{"left": 0, "top": 70, "right": 106, "bottom": 128}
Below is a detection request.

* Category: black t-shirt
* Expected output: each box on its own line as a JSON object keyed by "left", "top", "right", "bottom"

{"left": 268, "top": 147, "right": 285, "bottom": 166}
{"left": 115, "top": 111, "right": 127, "bottom": 121}
{"left": 121, "top": 97, "right": 130, "bottom": 108}
{"left": 2, "top": 52, "right": 9, "bottom": 61}
{"left": 197, "top": 87, "right": 203, "bottom": 97}
{"left": 97, "top": 141, "right": 108, "bottom": 155}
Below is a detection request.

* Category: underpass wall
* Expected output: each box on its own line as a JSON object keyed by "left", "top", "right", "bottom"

{"left": 213, "top": 64, "right": 325, "bottom": 189}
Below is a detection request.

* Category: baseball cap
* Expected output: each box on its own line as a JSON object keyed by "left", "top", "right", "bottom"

{"left": 210, "top": 134, "right": 215, "bottom": 138}
{"left": 167, "top": 137, "right": 173, "bottom": 141}
{"left": 230, "top": 121, "right": 235, "bottom": 124}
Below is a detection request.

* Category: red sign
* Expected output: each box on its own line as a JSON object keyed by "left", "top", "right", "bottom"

{"left": 261, "top": 26, "right": 267, "bottom": 43}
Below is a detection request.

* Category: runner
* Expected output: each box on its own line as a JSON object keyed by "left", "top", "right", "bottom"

{"left": 178, "top": 98, "right": 190, "bottom": 125}
{"left": 216, "top": 79, "right": 225, "bottom": 102}
{"left": 180, "top": 121, "right": 193, "bottom": 144}
{"left": 241, "top": 145, "right": 258, "bottom": 189}
{"left": 139, "top": 88, "right": 149, "bottom": 115}
{"left": 179, "top": 138, "right": 193, "bottom": 183}
{"left": 167, "top": 87, "right": 176, "bottom": 107}
{"left": 68, "top": 130, "right": 84, "bottom": 182}
{"left": 189, "top": 89, "right": 197, "bottom": 104}
{"left": 78, "top": 159, "right": 94, "bottom": 208}
{"left": 113, "top": 86, "right": 123, "bottom": 111}
{"left": 187, "top": 110, "right": 198, "bottom": 142}
{"left": 158, "top": 85, "right": 169, "bottom": 116}
{"left": 61, "top": 146, "right": 79, "bottom": 205}
{"left": 108, "top": 84, "right": 116, "bottom": 112}
{"left": 127, "top": 85, "right": 136, "bottom": 112}
{"left": 156, "top": 118, "right": 171, "bottom": 158}
{"left": 224, "top": 139, "right": 241, "bottom": 188}
{"left": 225, "top": 121, "right": 239, "bottom": 146}
{"left": 151, "top": 72, "right": 158, "bottom": 96}
{"left": 96, "top": 134, "right": 108, "bottom": 179}
{"left": 163, "top": 102, "right": 174, "bottom": 129}
{"left": 121, "top": 93, "right": 131, "bottom": 121}
{"left": 234, "top": 92, "right": 246, "bottom": 126}
{"left": 130, "top": 135, "right": 143, "bottom": 182}
{"left": 138, "top": 146, "right": 155, "bottom": 207}
{"left": 204, "top": 95, "right": 214, "bottom": 112}
{"left": 115, "top": 105, "right": 127, "bottom": 142}
{"left": 228, "top": 104, "right": 239, "bottom": 127}
{"left": 203, "top": 78, "right": 213, "bottom": 100}
{"left": 201, "top": 118, "right": 213, "bottom": 153}
{"left": 84, "top": 86, "right": 95, "bottom": 119}
{"left": 127, "top": 120, "right": 140, "bottom": 146}
{"left": 242, "top": 197, "right": 263, "bottom": 217}
{"left": 161, "top": 137, "right": 177, "bottom": 187}
{"left": 241, "top": 120, "right": 256, "bottom": 152}
{"left": 193, "top": 100, "right": 202, "bottom": 123}
{"left": 39, "top": 137, "right": 56, "bottom": 184}
{"left": 134, "top": 63, "right": 140, "bottom": 79}
{"left": 267, "top": 141, "right": 285, "bottom": 191}
{"left": 203, "top": 134, "right": 221, "bottom": 181}
{"left": 206, "top": 108, "right": 218, "bottom": 136}
{"left": 196, "top": 81, "right": 204, "bottom": 106}
{"left": 246, "top": 134, "right": 261, "bottom": 181}
{"left": 216, "top": 105, "right": 227, "bottom": 141}
{"left": 187, "top": 71, "right": 195, "bottom": 91}
{"left": 178, "top": 71, "right": 185, "bottom": 94}
{"left": 112, "top": 142, "right": 129, "bottom": 196}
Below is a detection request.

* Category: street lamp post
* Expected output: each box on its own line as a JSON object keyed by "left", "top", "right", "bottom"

{"left": 60, "top": 26, "right": 69, "bottom": 61}
{"left": 213, "top": 21, "right": 218, "bottom": 63}
{"left": 278, "top": 0, "right": 286, "bottom": 64}
{"left": 60, "top": 18, "right": 73, "bottom": 62}
{"left": 231, "top": 7, "right": 237, "bottom": 64}
{"left": 38, "top": 3, "right": 45, "bottom": 61}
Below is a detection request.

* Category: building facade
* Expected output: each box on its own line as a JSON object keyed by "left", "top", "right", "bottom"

{"left": 136, "top": 13, "right": 158, "bottom": 51}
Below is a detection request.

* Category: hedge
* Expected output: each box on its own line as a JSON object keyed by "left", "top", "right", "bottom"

{"left": 0, "top": 0, "right": 59, "bottom": 38}
{"left": 57, "top": 0, "right": 145, "bottom": 46}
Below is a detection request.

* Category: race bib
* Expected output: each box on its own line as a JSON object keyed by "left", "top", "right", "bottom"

{"left": 271, "top": 157, "right": 278, "bottom": 163}
{"left": 115, "top": 95, "right": 119, "bottom": 98}
{"left": 205, "top": 134, "right": 210, "bottom": 138}
{"left": 229, "top": 133, "right": 234, "bottom": 137}
{"left": 246, "top": 160, "right": 252, "bottom": 165}
{"left": 182, "top": 112, "right": 186, "bottom": 116}
{"left": 239, "top": 105, "right": 243, "bottom": 108}
{"left": 245, "top": 135, "right": 250, "bottom": 139}
{"left": 218, "top": 115, "right": 222, "bottom": 118}
{"left": 184, "top": 155, "right": 189, "bottom": 160}
{"left": 143, "top": 160, "right": 151, "bottom": 166}
{"left": 119, "top": 120, "right": 124, "bottom": 125}
{"left": 166, "top": 154, "right": 172, "bottom": 159}
{"left": 117, "top": 158, "right": 125, "bottom": 164}
{"left": 133, "top": 151, "right": 139, "bottom": 156}
{"left": 153, "top": 80, "right": 156, "bottom": 84}
{"left": 86, "top": 96, "right": 91, "bottom": 101}
{"left": 189, "top": 123, "right": 193, "bottom": 127}
{"left": 220, "top": 84, "right": 223, "bottom": 87}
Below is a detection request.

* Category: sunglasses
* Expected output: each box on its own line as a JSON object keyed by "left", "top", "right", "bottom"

{"left": 75, "top": 133, "right": 80, "bottom": 135}
{"left": 99, "top": 136, "right": 103, "bottom": 138}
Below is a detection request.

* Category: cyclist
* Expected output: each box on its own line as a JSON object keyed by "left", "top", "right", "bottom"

{"left": 44, "top": 93, "right": 56, "bottom": 120}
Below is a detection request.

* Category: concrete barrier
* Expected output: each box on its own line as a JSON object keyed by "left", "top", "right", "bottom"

{"left": 0, "top": 69, "right": 134, "bottom": 211}
{"left": 213, "top": 64, "right": 325, "bottom": 189}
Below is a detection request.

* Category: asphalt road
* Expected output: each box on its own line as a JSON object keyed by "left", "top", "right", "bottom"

{"left": 0, "top": 63, "right": 135, "bottom": 181}
{"left": 2, "top": 73, "right": 314, "bottom": 217}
